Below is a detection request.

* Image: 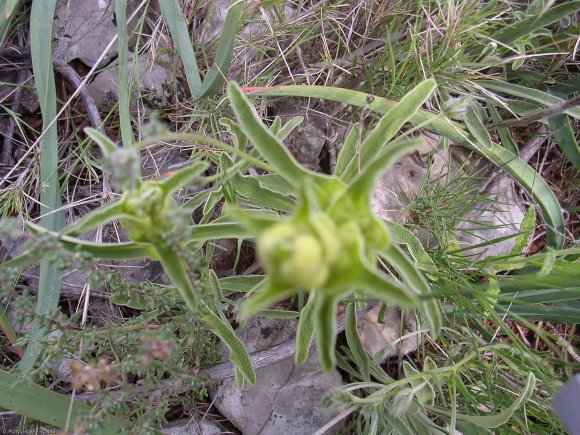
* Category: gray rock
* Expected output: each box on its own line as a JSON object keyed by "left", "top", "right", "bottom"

{"left": 209, "top": 317, "right": 345, "bottom": 435}
{"left": 372, "top": 133, "right": 527, "bottom": 258}
{"left": 163, "top": 417, "right": 223, "bottom": 435}
{"left": 53, "top": 0, "right": 138, "bottom": 68}
{"left": 275, "top": 101, "right": 329, "bottom": 171}
{"left": 88, "top": 56, "right": 174, "bottom": 112}
{"left": 357, "top": 305, "right": 419, "bottom": 361}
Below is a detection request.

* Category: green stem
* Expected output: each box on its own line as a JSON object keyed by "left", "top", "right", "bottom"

{"left": 152, "top": 243, "right": 198, "bottom": 312}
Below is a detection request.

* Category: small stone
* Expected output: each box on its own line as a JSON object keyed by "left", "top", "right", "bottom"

{"left": 357, "top": 305, "right": 419, "bottom": 360}
{"left": 163, "top": 417, "right": 223, "bottom": 435}
{"left": 276, "top": 102, "right": 327, "bottom": 171}
{"left": 88, "top": 57, "right": 174, "bottom": 112}
{"left": 209, "top": 317, "right": 345, "bottom": 435}
{"left": 53, "top": 0, "right": 139, "bottom": 68}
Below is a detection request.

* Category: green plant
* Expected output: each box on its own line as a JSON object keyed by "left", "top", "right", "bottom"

{"left": 226, "top": 80, "right": 442, "bottom": 371}
{"left": 0, "top": 79, "right": 448, "bottom": 430}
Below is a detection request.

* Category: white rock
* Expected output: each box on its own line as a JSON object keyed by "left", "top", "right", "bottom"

{"left": 209, "top": 317, "right": 345, "bottom": 435}
{"left": 53, "top": 0, "right": 139, "bottom": 68}
{"left": 372, "top": 133, "right": 527, "bottom": 258}
{"left": 357, "top": 305, "right": 419, "bottom": 360}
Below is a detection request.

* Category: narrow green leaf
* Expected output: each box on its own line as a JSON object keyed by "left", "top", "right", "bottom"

{"left": 429, "top": 372, "right": 536, "bottom": 428}
{"left": 511, "top": 205, "right": 536, "bottom": 255}
{"left": 187, "top": 222, "right": 248, "bottom": 243}
{"left": 219, "top": 147, "right": 294, "bottom": 209}
{"left": 153, "top": 241, "right": 255, "bottom": 385}
{"left": 495, "top": 304, "right": 580, "bottom": 323}
{"left": 277, "top": 116, "right": 304, "bottom": 140}
{"left": 157, "top": 161, "right": 208, "bottom": 194}
{"left": 548, "top": 114, "right": 580, "bottom": 170}
{"left": 219, "top": 117, "right": 248, "bottom": 150}
{"left": 159, "top": 0, "right": 203, "bottom": 98}
{"left": 270, "top": 116, "right": 282, "bottom": 134}
{"left": 114, "top": 0, "right": 134, "bottom": 147}
{"left": 85, "top": 127, "right": 117, "bottom": 156}
{"left": 295, "top": 291, "right": 321, "bottom": 366}
{"left": 0, "top": 0, "right": 20, "bottom": 46}
{"left": 403, "top": 361, "right": 435, "bottom": 406}
{"left": 345, "top": 302, "right": 371, "bottom": 381}
{"left": 209, "top": 269, "right": 224, "bottom": 302}
{"left": 199, "top": 0, "right": 244, "bottom": 98}
{"left": 152, "top": 243, "right": 198, "bottom": 312}
{"left": 488, "top": 104, "right": 518, "bottom": 154}
{"left": 201, "top": 303, "right": 256, "bottom": 385}
{"left": 247, "top": 85, "right": 565, "bottom": 248}
{"left": 258, "top": 309, "right": 300, "bottom": 319}
{"left": 228, "top": 82, "right": 330, "bottom": 187}
{"left": 317, "top": 294, "right": 338, "bottom": 372}
{"left": 0, "top": 368, "right": 125, "bottom": 432}
{"left": 255, "top": 174, "right": 297, "bottom": 196}
{"left": 465, "top": 106, "right": 493, "bottom": 149}
{"left": 346, "top": 139, "right": 424, "bottom": 201}
{"left": 218, "top": 274, "right": 266, "bottom": 293}
{"left": 351, "top": 263, "right": 418, "bottom": 308}
{"left": 345, "top": 79, "right": 436, "bottom": 180}
{"left": 63, "top": 201, "right": 128, "bottom": 236}
{"left": 381, "top": 244, "right": 441, "bottom": 338}
{"left": 480, "top": 80, "right": 580, "bottom": 121}
{"left": 239, "top": 282, "right": 296, "bottom": 318}
{"left": 0, "top": 304, "right": 18, "bottom": 350}
{"left": 384, "top": 221, "right": 438, "bottom": 276}
{"left": 492, "top": 1, "right": 580, "bottom": 44}
{"left": 335, "top": 122, "right": 360, "bottom": 178}
{"left": 19, "top": 0, "right": 64, "bottom": 374}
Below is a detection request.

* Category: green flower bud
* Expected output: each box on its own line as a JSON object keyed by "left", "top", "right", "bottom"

{"left": 309, "top": 212, "right": 340, "bottom": 264}
{"left": 257, "top": 221, "right": 329, "bottom": 289}
{"left": 121, "top": 183, "right": 171, "bottom": 243}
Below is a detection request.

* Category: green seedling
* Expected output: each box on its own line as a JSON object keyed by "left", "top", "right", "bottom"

{"left": 226, "top": 80, "right": 442, "bottom": 371}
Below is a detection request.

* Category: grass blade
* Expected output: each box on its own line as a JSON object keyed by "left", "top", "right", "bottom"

{"left": 548, "top": 114, "right": 580, "bottom": 170}
{"left": 114, "top": 0, "right": 134, "bottom": 147}
{"left": 0, "top": 368, "right": 125, "bottom": 432}
{"left": 488, "top": 104, "right": 519, "bottom": 154}
{"left": 345, "top": 302, "right": 370, "bottom": 381}
{"left": 317, "top": 294, "right": 338, "bottom": 372}
{"left": 199, "top": 0, "right": 245, "bottom": 97}
{"left": 153, "top": 243, "right": 256, "bottom": 385}
{"left": 0, "top": 0, "right": 20, "bottom": 46}
{"left": 201, "top": 304, "right": 257, "bottom": 385}
{"left": 491, "top": 1, "right": 580, "bottom": 44}
{"left": 335, "top": 123, "right": 360, "bottom": 178}
{"left": 480, "top": 80, "right": 580, "bottom": 121}
{"left": 18, "top": 0, "right": 65, "bottom": 374}
{"left": 159, "top": 0, "right": 203, "bottom": 98}
{"left": 429, "top": 372, "right": 535, "bottom": 428}
{"left": 245, "top": 85, "right": 565, "bottom": 248}
{"left": 464, "top": 106, "right": 493, "bottom": 149}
